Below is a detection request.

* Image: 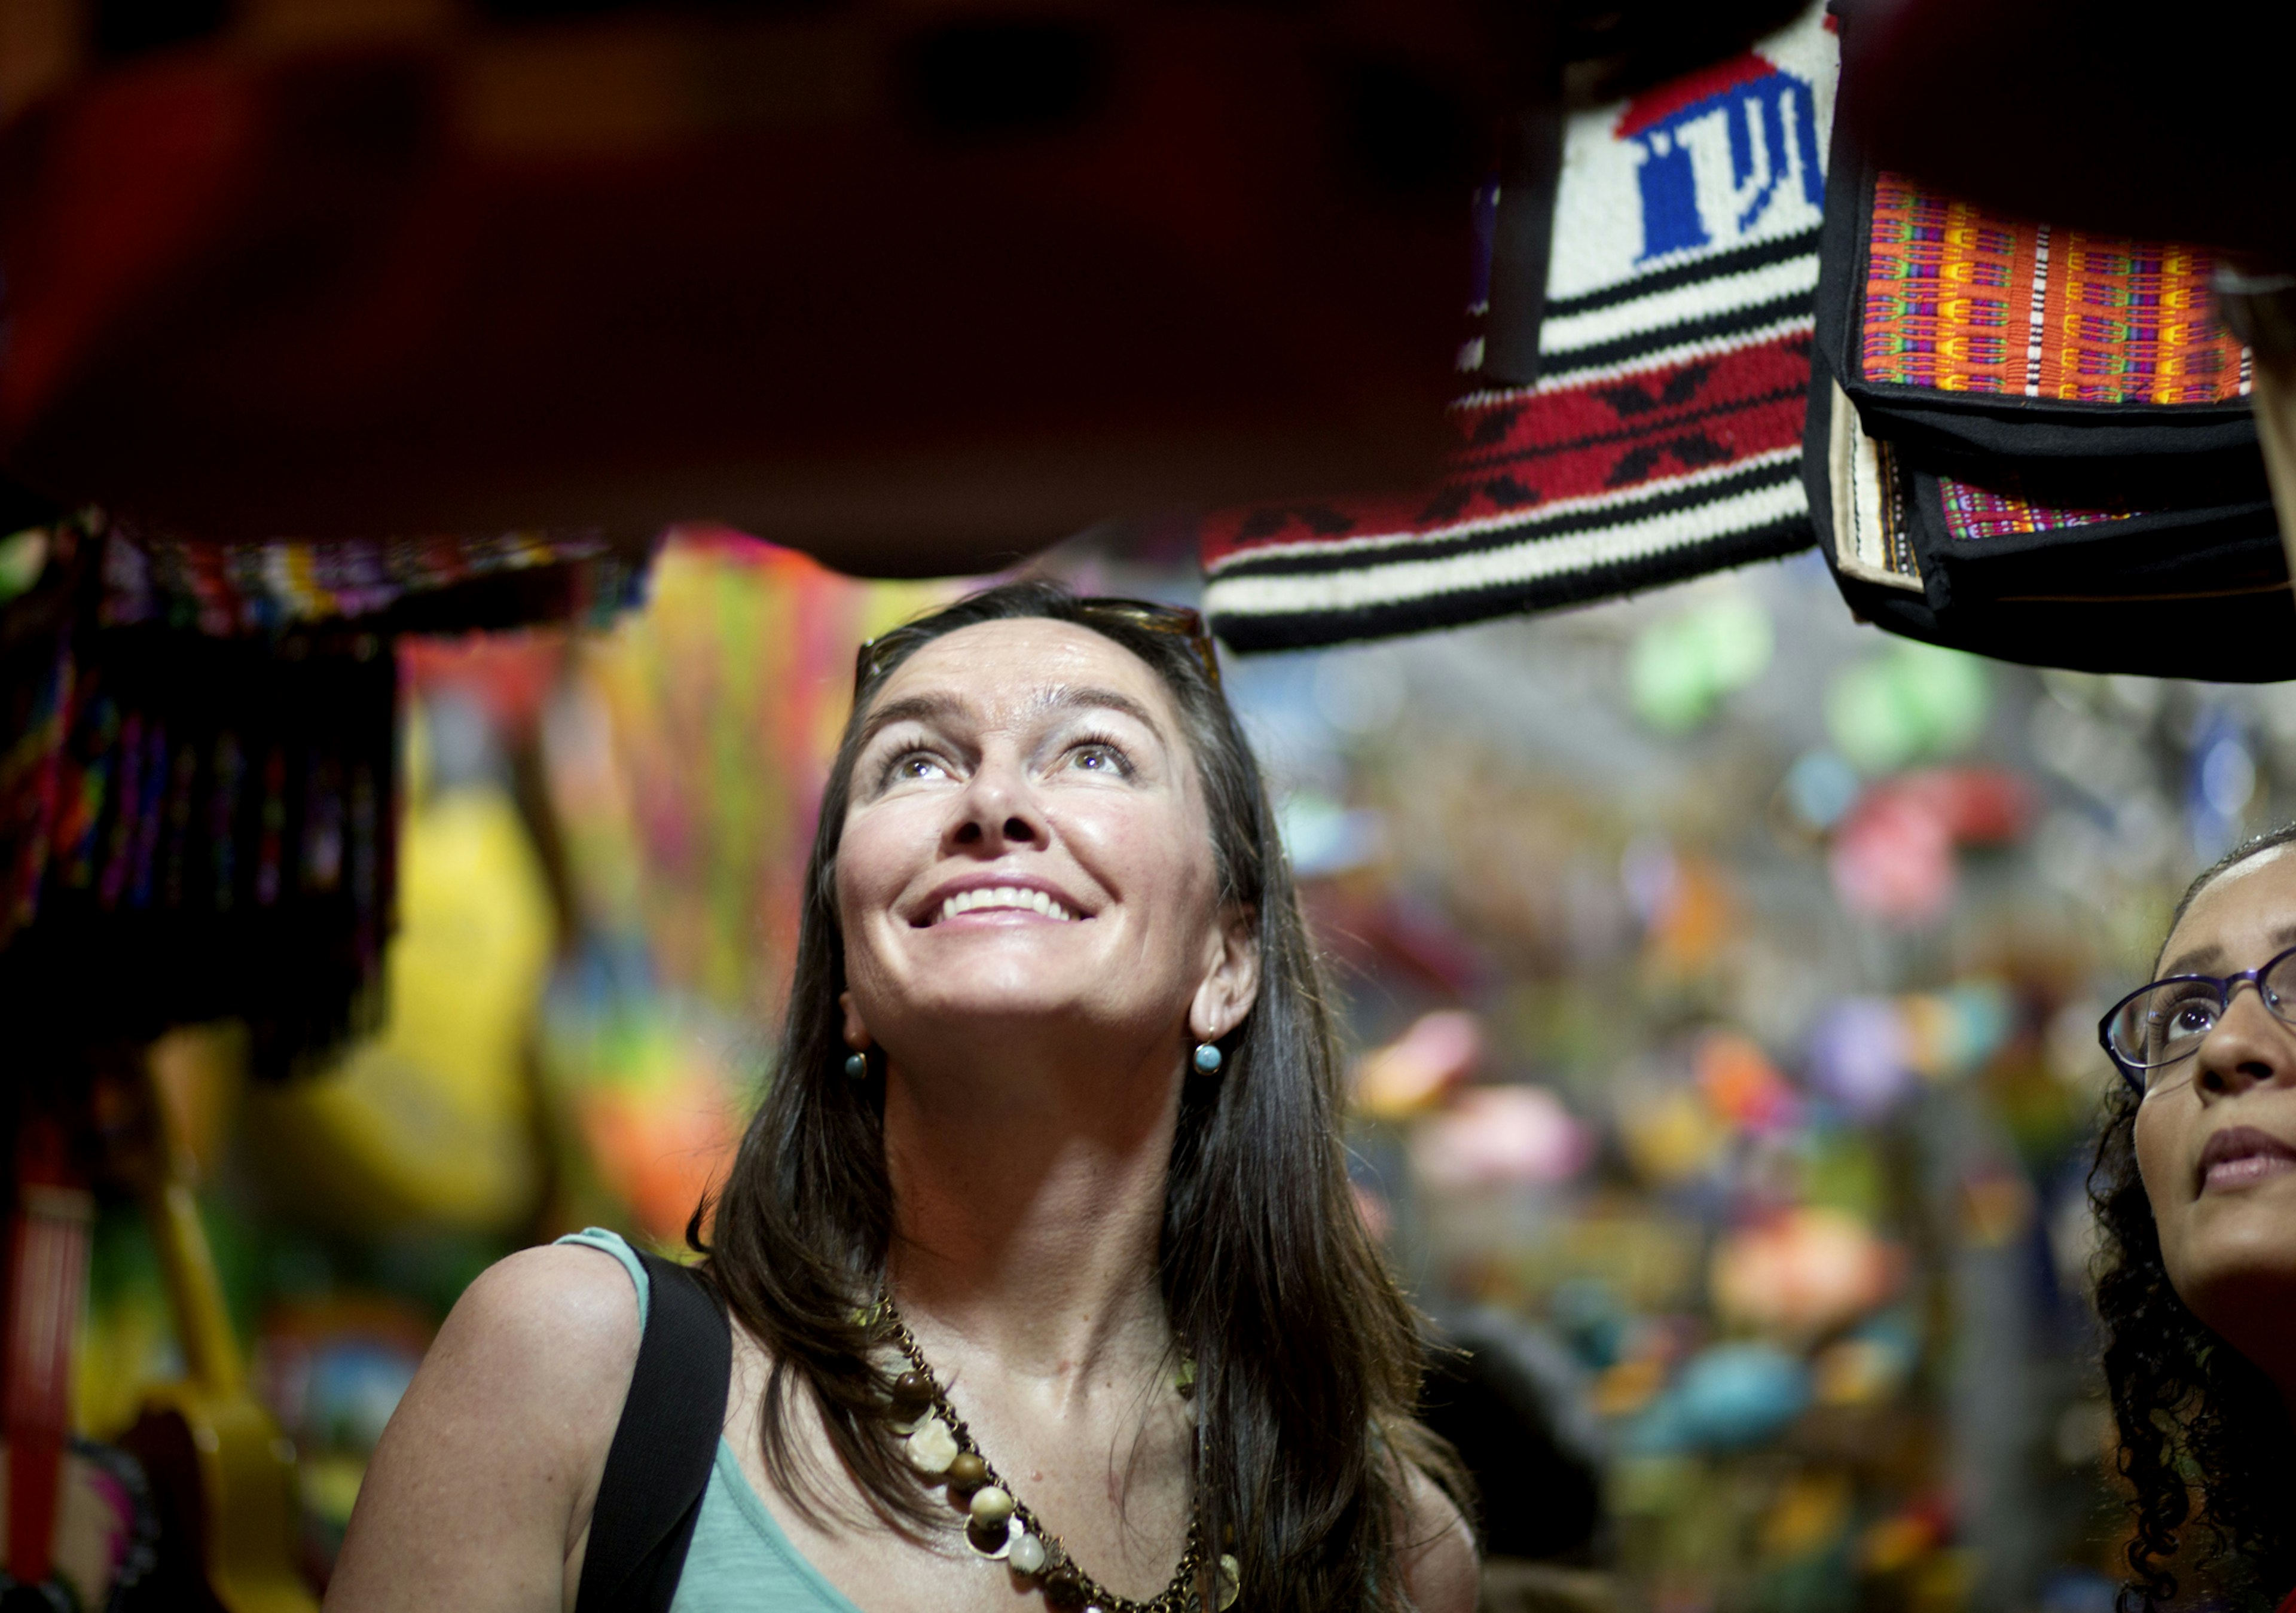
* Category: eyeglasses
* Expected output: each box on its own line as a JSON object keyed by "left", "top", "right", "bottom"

{"left": 2097, "top": 942, "right": 2296, "bottom": 1094}
{"left": 851, "top": 597, "right": 1222, "bottom": 698}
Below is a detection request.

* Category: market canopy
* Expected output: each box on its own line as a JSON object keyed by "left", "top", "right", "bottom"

{"left": 0, "top": 0, "right": 1520, "bottom": 575}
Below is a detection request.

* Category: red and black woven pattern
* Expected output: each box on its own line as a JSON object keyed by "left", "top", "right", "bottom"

{"left": 1202, "top": 4, "right": 1836, "bottom": 652}
{"left": 1203, "top": 332, "right": 1813, "bottom": 650}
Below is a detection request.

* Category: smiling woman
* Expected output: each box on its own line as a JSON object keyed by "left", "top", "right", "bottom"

{"left": 323, "top": 582, "right": 1476, "bottom": 1613}
{"left": 2093, "top": 823, "right": 2296, "bottom": 1613}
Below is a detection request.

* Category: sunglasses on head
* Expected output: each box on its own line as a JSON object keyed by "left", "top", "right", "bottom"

{"left": 851, "top": 597, "right": 1222, "bottom": 698}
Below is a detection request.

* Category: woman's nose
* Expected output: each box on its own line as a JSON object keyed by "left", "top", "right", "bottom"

{"left": 2195, "top": 985, "right": 2296, "bottom": 1098}
{"left": 947, "top": 756, "right": 1046, "bottom": 851}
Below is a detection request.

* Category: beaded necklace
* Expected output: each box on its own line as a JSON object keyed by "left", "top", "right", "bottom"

{"left": 873, "top": 1297, "right": 1239, "bottom": 1613}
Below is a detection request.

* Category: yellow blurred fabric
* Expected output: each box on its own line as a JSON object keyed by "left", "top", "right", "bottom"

{"left": 246, "top": 771, "right": 552, "bottom": 1234}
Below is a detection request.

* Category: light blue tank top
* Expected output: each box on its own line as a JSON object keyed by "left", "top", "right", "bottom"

{"left": 557, "top": 1229, "right": 860, "bottom": 1613}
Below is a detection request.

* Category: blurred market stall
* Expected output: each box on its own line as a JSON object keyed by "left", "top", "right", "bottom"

{"left": 63, "top": 528, "right": 2296, "bottom": 1612}
{"left": 1, "top": 489, "right": 655, "bottom": 1607}
{"left": 1220, "top": 547, "right": 2277, "bottom": 1613}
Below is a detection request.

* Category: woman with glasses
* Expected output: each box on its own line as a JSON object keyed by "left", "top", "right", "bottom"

{"left": 326, "top": 581, "right": 1476, "bottom": 1613}
{"left": 2095, "top": 824, "right": 2296, "bottom": 1612}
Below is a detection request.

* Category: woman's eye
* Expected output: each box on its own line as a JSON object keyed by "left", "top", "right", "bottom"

{"left": 2157, "top": 994, "right": 2219, "bottom": 1039}
{"left": 1068, "top": 743, "right": 1126, "bottom": 774}
{"left": 890, "top": 751, "right": 948, "bottom": 781}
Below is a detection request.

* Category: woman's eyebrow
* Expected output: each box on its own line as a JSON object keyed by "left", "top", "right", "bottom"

{"left": 1031, "top": 685, "right": 1170, "bottom": 746}
{"left": 2160, "top": 943, "right": 2225, "bottom": 978}
{"left": 857, "top": 683, "right": 1169, "bottom": 750}
{"left": 856, "top": 692, "right": 966, "bottom": 749}
{"left": 2159, "top": 923, "right": 2296, "bottom": 979}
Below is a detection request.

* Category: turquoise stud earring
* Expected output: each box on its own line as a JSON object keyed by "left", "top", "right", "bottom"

{"left": 1192, "top": 1043, "right": 1223, "bottom": 1074}
{"left": 844, "top": 1050, "right": 869, "bottom": 1080}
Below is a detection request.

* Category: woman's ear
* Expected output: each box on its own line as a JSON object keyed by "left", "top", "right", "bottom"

{"left": 1189, "top": 907, "right": 1261, "bottom": 1044}
{"left": 839, "top": 990, "right": 873, "bottom": 1051}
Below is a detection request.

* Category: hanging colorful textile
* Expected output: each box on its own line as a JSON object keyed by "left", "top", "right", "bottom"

{"left": 98, "top": 523, "right": 651, "bottom": 637}
{"left": 1814, "top": 155, "right": 2257, "bottom": 464}
{"left": 3, "top": 522, "right": 401, "bottom": 1070}
{"left": 1, "top": 506, "right": 657, "bottom": 1073}
{"left": 1803, "top": 37, "right": 2284, "bottom": 683}
{"left": 1201, "top": 2, "right": 1836, "bottom": 652}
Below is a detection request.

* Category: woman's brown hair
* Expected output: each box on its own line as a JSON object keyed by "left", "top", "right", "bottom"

{"left": 692, "top": 579, "right": 1467, "bottom": 1611}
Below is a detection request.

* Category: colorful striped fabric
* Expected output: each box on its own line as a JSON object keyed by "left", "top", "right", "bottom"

{"left": 97, "top": 524, "right": 646, "bottom": 636}
{"left": 1860, "top": 173, "right": 2250, "bottom": 405}
{"left": 1202, "top": 2, "right": 1836, "bottom": 652}
{"left": 1935, "top": 476, "right": 2130, "bottom": 542}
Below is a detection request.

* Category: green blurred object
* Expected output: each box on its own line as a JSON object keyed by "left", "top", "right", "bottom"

{"left": 0, "top": 526, "right": 48, "bottom": 601}
{"left": 1629, "top": 594, "right": 1775, "bottom": 735}
{"left": 1824, "top": 643, "right": 1991, "bottom": 774}
{"left": 1797, "top": 1132, "right": 1886, "bottom": 1221}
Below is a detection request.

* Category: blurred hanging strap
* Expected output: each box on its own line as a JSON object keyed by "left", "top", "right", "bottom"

{"left": 5, "top": 1105, "right": 95, "bottom": 1589}
{"left": 1476, "top": 36, "right": 1567, "bottom": 389}
{"left": 574, "top": 1252, "right": 732, "bottom": 1613}
{"left": 2213, "top": 265, "right": 2296, "bottom": 592}
{"left": 100, "top": 1045, "right": 314, "bottom": 1612}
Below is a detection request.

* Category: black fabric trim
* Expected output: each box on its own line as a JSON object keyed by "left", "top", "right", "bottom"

{"left": 1835, "top": 578, "right": 2296, "bottom": 682}
{"left": 1210, "top": 517, "right": 1816, "bottom": 652}
{"left": 1809, "top": 96, "right": 1871, "bottom": 417}
{"left": 1543, "top": 228, "right": 1824, "bottom": 322}
{"left": 1908, "top": 478, "right": 2282, "bottom": 613}
{"left": 1540, "top": 293, "right": 1815, "bottom": 378}
{"left": 1805, "top": 344, "right": 2296, "bottom": 682}
{"left": 1833, "top": 393, "right": 2258, "bottom": 462}
{"left": 1889, "top": 436, "right": 2272, "bottom": 503}
{"left": 1209, "top": 457, "right": 1806, "bottom": 581}
{"left": 573, "top": 1253, "right": 732, "bottom": 1613}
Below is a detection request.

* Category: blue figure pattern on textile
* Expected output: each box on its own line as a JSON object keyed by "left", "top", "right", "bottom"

{"left": 1624, "top": 60, "right": 1823, "bottom": 263}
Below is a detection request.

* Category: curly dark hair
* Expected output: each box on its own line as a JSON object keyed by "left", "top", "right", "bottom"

{"left": 2093, "top": 823, "right": 2296, "bottom": 1612}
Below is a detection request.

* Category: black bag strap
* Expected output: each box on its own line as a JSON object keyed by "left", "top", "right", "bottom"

{"left": 574, "top": 1250, "right": 733, "bottom": 1613}
{"left": 1478, "top": 94, "right": 1567, "bottom": 389}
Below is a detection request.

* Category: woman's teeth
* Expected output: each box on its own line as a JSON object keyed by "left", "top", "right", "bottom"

{"left": 938, "top": 887, "right": 1074, "bottom": 923}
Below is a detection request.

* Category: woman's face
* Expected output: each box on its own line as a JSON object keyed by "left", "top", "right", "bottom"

{"left": 2136, "top": 843, "right": 2296, "bottom": 1354}
{"left": 834, "top": 618, "right": 1253, "bottom": 1065}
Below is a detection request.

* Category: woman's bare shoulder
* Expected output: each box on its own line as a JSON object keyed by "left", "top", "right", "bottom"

{"left": 403, "top": 1244, "right": 645, "bottom": 1431}
{"left": 453, "top": 1243, "right": 646, "bottom": 1365}
{"left": 323, "top": 1245, "right": 643, "bottom": 1611}
{"left": 1399, "top": 1463, "right": 1479, "bottom": 1613}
